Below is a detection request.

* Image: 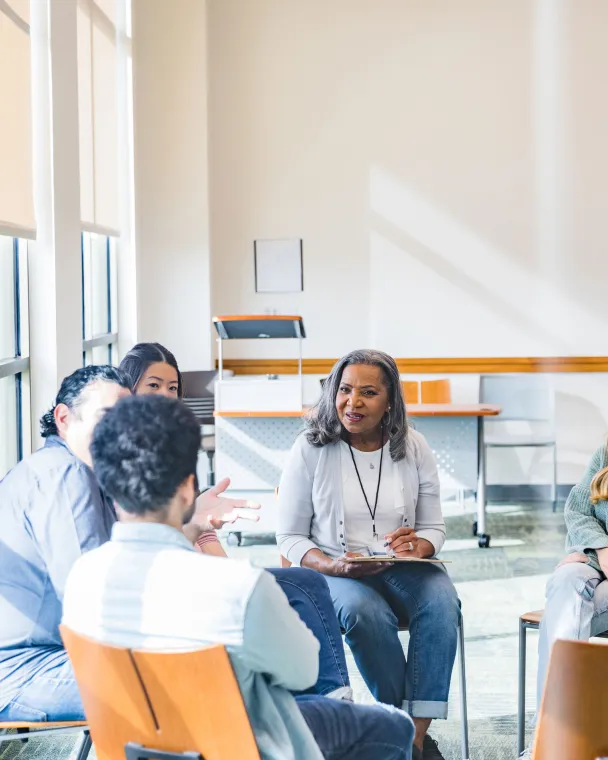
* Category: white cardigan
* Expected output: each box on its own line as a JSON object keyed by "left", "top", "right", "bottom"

{"left": 276, "top": 429, "right": 446, "bottom": 567}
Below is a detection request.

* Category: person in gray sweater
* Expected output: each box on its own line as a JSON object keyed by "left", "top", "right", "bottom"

{"left": 522, "top": 445, "right": 608, "bottom": 758}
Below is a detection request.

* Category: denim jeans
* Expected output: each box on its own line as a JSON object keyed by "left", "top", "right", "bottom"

{"left": 537, "top": 561, "right": 608, "bottom": 709}
{"left": 324, "top": 562, "right": 459, "bottom": 719}
{"left": 268, "top": 567, "right": 351, "bottom": 698}
{"left": 0, "top": 647, "right": 83, "bottom": 721}
{"left": 296, "top": 694, "right": 414, "bottom": 760}
{"left": 0, "top": 566, "right": 350, "bottom": 721}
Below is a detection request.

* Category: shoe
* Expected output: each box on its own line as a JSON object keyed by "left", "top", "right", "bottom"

{"left": 519, "top": 750, "right": 532, "bottom": 759}
{"left": 411, "top": 744, "right": 423, "bottom": 760}
{"left": 423, "top": 734, "right": 446, "bottom": 760}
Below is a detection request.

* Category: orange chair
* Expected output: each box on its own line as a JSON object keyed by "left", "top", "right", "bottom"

{"left": 60, "top": 625, "right": 260, "bottom": 760}
{"left": 420, "top": 379, "right": 451, "bottom": 404}
{"left": 400, "top": 381, "right": 419, "bottom": 404}
{"left": 517, "top": 609, "right": 608, "bottom": 754}
{"left": 534, "top": 639, "right": 608, "bottom": 759}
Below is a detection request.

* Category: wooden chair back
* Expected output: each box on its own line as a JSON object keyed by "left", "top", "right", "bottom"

{"left": 420, "top": 379, "right": 451, "bottom": 404}
{"left": 400, "top": 381, "right": 419, "bottom": 404}
{"left": 534, "top": 639, "right": 608, "bottom": 759}
{"left": 60, "top": 625, "right": 260, "bottom": 760}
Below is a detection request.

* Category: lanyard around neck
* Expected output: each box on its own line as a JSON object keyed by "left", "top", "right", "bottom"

{"left": 348, "top": 440, "right": 384, "bottom": 539}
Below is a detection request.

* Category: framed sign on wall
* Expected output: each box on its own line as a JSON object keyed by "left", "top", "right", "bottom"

{"left": 254, "top": 238, "right": 303, "bottom": 293}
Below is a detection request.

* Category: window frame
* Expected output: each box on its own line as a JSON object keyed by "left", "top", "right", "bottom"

{"left": 81, "top": 231, "right": 118, "bottom": 366}
{"left": 0, "top": 236, "right": 30, "bottom": 470}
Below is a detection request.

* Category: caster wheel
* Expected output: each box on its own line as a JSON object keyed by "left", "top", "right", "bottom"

{"left": 472, "top": 521, "right": 478, "bottom": 536}
{"left": 226, "top": 532, "right": 242, "bottom": 547}
{"left": 478, "top": 534, "right": 491, "bottom": 549}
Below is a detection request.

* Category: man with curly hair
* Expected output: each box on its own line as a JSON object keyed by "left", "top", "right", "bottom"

{"left": 63, "top": 395, "right": 414, "bottom": 760}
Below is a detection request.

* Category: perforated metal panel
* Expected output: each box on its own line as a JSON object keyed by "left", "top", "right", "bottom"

{"left": 215, "top": 417, "right": 304, "bottom": 490}
{"left": 413, "top": 417, "right": 478, "bottom": 491}
{"left": 216, "top": 415, "right": 479, "bottom": 495}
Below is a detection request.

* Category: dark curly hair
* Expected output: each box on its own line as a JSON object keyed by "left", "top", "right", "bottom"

{"left": 40, "top": 365, "right": 132, "bottom": 438}
{"left": 90, "top": 395, "right": 201, "bottom": 515}
{"left": 305, "top": 349, "right": 408, "bottom": 461}
{"left": 119, "top": 342, "right": 183, "bottom": 398}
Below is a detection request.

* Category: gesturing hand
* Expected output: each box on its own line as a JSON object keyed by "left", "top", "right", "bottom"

{"left": 384, "top": 527, "right": 435, "bottom": 559}
{"left": 191, "top": 477, "right": 261, "bottom": 530}
{"left": 329, "top": 552, "right": 389, "bottom": 579}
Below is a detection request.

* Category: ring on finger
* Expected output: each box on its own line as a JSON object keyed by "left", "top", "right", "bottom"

{"left": 407, "top": 541, "right": 414, "bottom": 551}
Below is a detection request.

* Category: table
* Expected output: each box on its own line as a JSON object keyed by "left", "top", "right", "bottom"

{"left": 214, "top": 404, "right": 501, "bottom": 547}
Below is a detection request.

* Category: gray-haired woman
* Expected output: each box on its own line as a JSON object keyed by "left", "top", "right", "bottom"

{"left": 277, "top": 350, "right": 459, "bottom": 760}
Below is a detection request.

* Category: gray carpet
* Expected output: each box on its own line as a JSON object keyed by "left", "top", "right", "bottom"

{"left": 0, "top": 716, "right": 537, "bottom": 760}
{"left": 0, "top": 733, "right": 87, "bottom": 760}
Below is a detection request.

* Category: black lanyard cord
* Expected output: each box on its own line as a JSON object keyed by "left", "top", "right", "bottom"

{"left": 348, "top": 436, "right": 384, "bottom": 538}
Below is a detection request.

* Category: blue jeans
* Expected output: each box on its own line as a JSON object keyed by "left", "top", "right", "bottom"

{"left": 0, "top": 567, "right": 350, "bottom": 721}
{"left": 324, "top": 562, "right": 459, "bottom": 719}
{"left": 296, "top": 694, "right": 414, "bottom": 760}
{"left": 269, "top": 567, "right": 350, "bottom": 698}
{"left": 0, "top": 647, "right": 83, "bottom": 721}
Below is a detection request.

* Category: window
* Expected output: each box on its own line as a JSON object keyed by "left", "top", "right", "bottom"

{"left": 82, "top": 232, "right": 117, "bottom": 366}
{"left": 77, "top": 0, "right": 124, "bottom": 368}
{"left": 0, "top": 0, "right": 35, "bottom": 237}
{"left": 0, "top": 234, "right": 30, "bottom": 478}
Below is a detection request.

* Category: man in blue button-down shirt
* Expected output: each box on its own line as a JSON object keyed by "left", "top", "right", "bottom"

{"left": 0, "top": 366, "right": 132, "bottom": 720}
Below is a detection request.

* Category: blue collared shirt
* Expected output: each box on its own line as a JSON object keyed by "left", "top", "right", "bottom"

{"left": 0, "top": 436, "right": 116, "bottom": 707}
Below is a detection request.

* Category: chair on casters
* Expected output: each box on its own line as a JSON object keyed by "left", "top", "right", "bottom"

{"left": 182, "top": 370, "right": 218, "bottom": 487}
{"left": 280, "top": 557, "right": 470, "bottom": 760}
{"left": 477, "top": 375, "right": 557, "bottom": 549}
{"left": 517, "top": 608, "right": 608, "bottom": 755}
{"left": 0, "top": 721, "right": 91, "bottom": 759}
{"left": 60, "top": 624, "right": 260, "bottom": 760}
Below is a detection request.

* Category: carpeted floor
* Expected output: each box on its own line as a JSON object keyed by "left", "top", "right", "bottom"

{"left": 0, "top": 501, "right": 564, "bottom": 759}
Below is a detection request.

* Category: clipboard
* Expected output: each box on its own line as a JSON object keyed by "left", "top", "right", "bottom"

{"left": 342, "top": 556, "right": 450, "bottom": 564}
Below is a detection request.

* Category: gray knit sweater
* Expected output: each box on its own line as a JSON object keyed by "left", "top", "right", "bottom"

{"left": 565, "top": 445, "right": 608, "bottom": 572}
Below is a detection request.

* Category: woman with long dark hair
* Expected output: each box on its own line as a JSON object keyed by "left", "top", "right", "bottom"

{"left": 119, "top": 342, "right": 183, "bottom": 399}
{"left": 277, "top": 349, "right": 459, "bottom": 760}
{"left": 119, "top": 343, "right": 230, "bottom": 555}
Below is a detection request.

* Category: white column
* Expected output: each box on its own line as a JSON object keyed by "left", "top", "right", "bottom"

{"left": 131, "top": 0, "right": 212, "bottom": 371}
{"left": 29, "top": 0, "right": 83, "bottom": 448}
{"left": 115, "top": 0, "right": 138, "bottom": 361}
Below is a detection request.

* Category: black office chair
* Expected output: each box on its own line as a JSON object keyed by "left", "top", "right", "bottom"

{"left": 182, "top": 370, "right": 217, "bottom": 487}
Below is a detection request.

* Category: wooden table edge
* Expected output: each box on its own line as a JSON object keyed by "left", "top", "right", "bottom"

{"left": 214, "top": 405, "right": 501, "bottom": 418}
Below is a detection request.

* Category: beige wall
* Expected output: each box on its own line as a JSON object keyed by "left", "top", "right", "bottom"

{"left": 132, "top": 0, "right": 212, "bottom": 370}
{"left": 206, "top": 0, "right": 608, "bottom": 483}
{"left": 208, "top": 0, "right": 608, "bottom": 360}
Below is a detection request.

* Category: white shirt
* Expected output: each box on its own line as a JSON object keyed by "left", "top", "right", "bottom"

{"left": 277, "top": 429, "right": 445, "bottom": 566}
{"left": 340, "top": 441, "right": 403, "bottom": 551}
{"left": 62, "top": 522, "right": 323, "bottom": 760}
